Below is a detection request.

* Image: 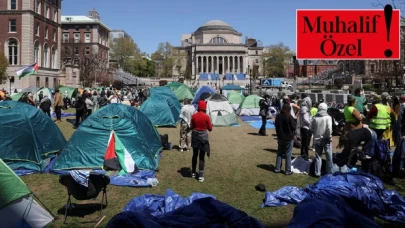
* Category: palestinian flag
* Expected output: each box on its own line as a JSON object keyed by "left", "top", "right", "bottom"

{"left": 16, "top": 63, "right": 38, "bottom": 79}
{"left": 104, "top": 131, "right": 136, "bottom": 175}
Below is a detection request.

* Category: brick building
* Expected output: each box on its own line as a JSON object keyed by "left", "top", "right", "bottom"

{"left": 61, "top": 9, "right": 110, "bottom": 87}
{"left": 290, "top": 60, "right": 338, "bottom": 77}
{"left": 0, "top": 0, "right": 62, "bottom": 92}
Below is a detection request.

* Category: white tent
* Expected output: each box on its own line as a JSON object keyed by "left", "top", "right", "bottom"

{"left": 206, "top": 94, "right": 238, "bottom": 126}
{"left": 0, "top": 159, "right": 53, "bottom": 228}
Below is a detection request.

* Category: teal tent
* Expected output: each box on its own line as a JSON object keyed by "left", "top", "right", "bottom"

{"left": 0, "top": 101, "right": 66, "bottom": 171}
{"left": 52, "top": 104, "right": 162, "bottom": 171}
{"left": 140, "top": 87, "right": 181, "bottom": 127}
{"left": 165, "top": 82, "right": 194, "bottom": 103}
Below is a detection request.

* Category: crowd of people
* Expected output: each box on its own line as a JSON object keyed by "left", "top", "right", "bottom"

{"left": 261, "top": 88, "right": 404, "bottom": 183}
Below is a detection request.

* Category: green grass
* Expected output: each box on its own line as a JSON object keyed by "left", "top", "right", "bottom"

{"left": 22, "top": 111, "right": 405, "bottom": 227}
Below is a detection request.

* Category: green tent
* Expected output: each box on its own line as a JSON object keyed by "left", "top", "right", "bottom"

{"left": 0, "top": 159, "right": 53, "bottom": 227}
{"left": 140, "top": 87, "right": 181, "bottom": 127}
{"left": 52, "top": 104, "right": 163, "bottom": 171}
{"left": 0, "top": 101, "right": 67, "bottom": 171}
{"left": 227, "top": 91, "right": 245, "bottom": 109}
{"left": 236, "top": 95, "right": 262, "bottom": 116}
{"left": 11, "top": 92, "right": 23, "bottom": 101}
{"left": 58, "top": 86, "right": 78, "bottom": 99}
{"left": 165, "top": 82, "right": 194, "bottom": 103}
{"left": 34, "top": 87, "right": 53, "bottom": 102}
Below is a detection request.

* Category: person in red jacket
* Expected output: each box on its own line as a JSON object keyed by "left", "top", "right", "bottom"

{"left": 190, "top": 100, "right": 213, "bottom": 182}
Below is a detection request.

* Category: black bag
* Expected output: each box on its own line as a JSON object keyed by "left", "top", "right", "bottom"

{"left": 160, "top": 134, "right": 170, "bottom": 150}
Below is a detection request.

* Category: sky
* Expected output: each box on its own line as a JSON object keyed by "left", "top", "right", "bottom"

{"left": 62, "top": 0, "right": 398, "bottom": 55}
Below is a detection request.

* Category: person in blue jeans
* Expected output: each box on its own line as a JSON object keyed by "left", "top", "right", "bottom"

{"left": 274, "top": 103, "right": 297, "bottom": 175}
{"left": 310, "top": 103, "right": 333, "bottom": 177}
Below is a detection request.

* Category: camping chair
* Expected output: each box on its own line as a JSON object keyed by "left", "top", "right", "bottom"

{"left": 59, "top": 173, "right": 110, "bottom": 223}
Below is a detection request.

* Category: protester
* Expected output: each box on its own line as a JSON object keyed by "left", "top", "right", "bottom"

{"left": 311, "top": 103, "right": 333, "bottom": 177}
{"left": 53, "top": 89, "right": 64, "bottom": 123}
{"left": 353, "top": 88, "right": 367, "bottom": 115}
{"left": 258, "top": 95, "right": 270, "bottom": 136}
{"left": 274, "top": 104, "right": 296, "bottom": 175}
{"left": 190, "top": 100, "right": 213, "bottom": 183}
{"left": 92, "top": 91, "right": 99, "bottom": 112}
{"left": 39, "top": 95, "right": 52, "bottom": 117}
{"left": 84, "top": 94, "right": 94, "bottom": 118}
{"left": 74, "top": 95, "right": 86, "bottom": 129}
{"left": 310, "top": 103, "right": 318, "bottom": 117}
{"left": 98, "top": 93, "right": 108, "bottom": 108}
{"left": 368, "top": 92, "right": 395, "bottom": 140}
{"left": 344, "top": 96, "right": 363, "bottom": 132}
{"left": 299, "top": 93, "right": 312, "bottom": 160}
{"left": 179, "top": 98, "right": 196, "bottom": 152}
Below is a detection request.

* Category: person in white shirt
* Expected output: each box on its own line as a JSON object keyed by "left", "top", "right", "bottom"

{"left": 310, "top": 102, "right": 333, "bottom": 177}
{"left": 179, "top": 99, "right": 196, "bottom": 151}
{"left": 122, "top": 96, "right": 131, "bottom": 106}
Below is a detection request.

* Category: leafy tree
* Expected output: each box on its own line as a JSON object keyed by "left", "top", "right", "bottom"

{"left": 151, "top": 42, "right": 176, "bottom": 77}
{"left": 0, "top": 51, "right": 8, "bottom": 85}
{"left": 110, "top": 37, "right": 140, "bottom": 72}
{"left": 261, "top": 42, "right": 293, "bottom": 77}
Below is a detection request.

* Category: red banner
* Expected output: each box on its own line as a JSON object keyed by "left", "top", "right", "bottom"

{"left": 296, "top": 6, "right": 400, "bottom": 60}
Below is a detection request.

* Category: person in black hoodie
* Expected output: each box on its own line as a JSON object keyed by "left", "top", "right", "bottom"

{"left": 274, "top": 103, "right": 297, "bottom": 175}
{"left": 258, "top": 94, "right": 270, "bottom": 136}
{"left": 74, "top": 95, "right": 86, "bottom": 129}
{"left": 39, "top": 95, "right": 52, "bottom": 117}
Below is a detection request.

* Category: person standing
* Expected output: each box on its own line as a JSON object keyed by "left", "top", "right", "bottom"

{"left": 368, "top": 93, "right": 395, "bottom": 140}
{"left": 344, "top": 96, "right": 363, "bottom": 132}
{"left": 299, "top": 93, "right": 312, "bottom": 160}
{"left": 179, "top": 99, "right": 196, "bottom": 152}
{"left": 92, "top": 91, "right": 99, "bottom": 112}
{"left": 311, "top": 103, "right": 333, "bottom": 177}
{"left": 39, "top": 95, "right": 52, "bottom": 117}
{"left": 84, "top": 94, "right": 94, "bottom": 118}
{"left": 190, "top": 100, "right": 213, "bottom": 183}
{"left": 53, "top": 89, "right": 64, "bottom": 123}
{"left": 274, "top": 104, "right": 297, "bottom": 175}
{"left": 353, "top": 88, "right": 367, "bottom": 115}
{"left": 258, "top": 95, "right": 270, "bottom": 136}
{"left": 74, "top": 95, "right": 86, "bottom": 129}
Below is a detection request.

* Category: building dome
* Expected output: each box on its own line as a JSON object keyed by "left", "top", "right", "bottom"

{"left": 195, "top": 20, "right": 236, "bottom": 33}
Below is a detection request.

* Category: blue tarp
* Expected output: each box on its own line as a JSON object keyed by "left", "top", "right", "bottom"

{"left": 51, "top": 112, "right": 75, "bottom": 118}
{"left": 262, "top": 172, "right": 405, "bottom": 224}
{"left": 107, "top": 189, "right": 264, "bottom": 228}
{"left": 393, "top": 138, "right": 405, "bottom": 175}
{"left": 240, "top": 116, "right": 275, "bottom": 129}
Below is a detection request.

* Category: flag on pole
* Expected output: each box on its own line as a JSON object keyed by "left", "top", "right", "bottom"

{"left": 16, "top": 63, "right": 38, "bottom": 79}
{"left": 104, "top": 130, "right": 136, "bottom": 175}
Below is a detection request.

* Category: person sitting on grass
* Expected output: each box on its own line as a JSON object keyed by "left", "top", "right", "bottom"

{"left": 274, "top": 103, "right": 297, "bottom": 175}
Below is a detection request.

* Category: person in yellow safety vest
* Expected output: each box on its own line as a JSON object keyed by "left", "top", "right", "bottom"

{"left": 311, "top": 103, "right": 318, "bottom": 117}
{"left": 367, "top": 92, "right": 396, "bottom": 140}
{"left": 344, "top": 96, "right": 363, "bottom": 132}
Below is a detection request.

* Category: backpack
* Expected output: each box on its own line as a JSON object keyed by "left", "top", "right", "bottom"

{"left": 160, "top": 134, "right": 170, "bottom": 150}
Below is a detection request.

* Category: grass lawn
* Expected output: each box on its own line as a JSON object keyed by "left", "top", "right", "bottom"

{"left": 21, "top": 110, "right": 405, "bottom": 227}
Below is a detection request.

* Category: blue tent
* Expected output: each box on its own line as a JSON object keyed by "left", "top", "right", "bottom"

{"left": 140, "top": 87, "right": 181, "bottom": 127}
{"left": 52, "top": 104, "right": 162, "bottom": 171}
{"left": 192, "top": 86, "right": 217, "bottom": 106}
{"left": 0, "top": 101, "right": 66, "bottom": 171}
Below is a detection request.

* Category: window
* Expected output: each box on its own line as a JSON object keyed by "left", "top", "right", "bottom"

{"left": 255, "top": 51, "right": 258, "bottom": 55}
{"left": 72, "top": 72, "right": 77, "bottom": 78}
{"left": 371, "top": 64, "right": 375, "bottom": 73}
{"left": 45, "top": 26, "right": 48, "bottom": 39}
{"left": 209, "top": 37, "right": 227, "bottom": 44}
{"left": 35, "top": 0, "right": 41, "bottom": 14}
{"left": 53, "top": 9, "right": 58, "bottom": 22}
{"left": 34, "top": 41, "right": 39, "bottom": 64}
{"left": 45, "top": 77, "right": 49, "bottom": 87}
{"left": 75, "top": 26, "right": 79, "bottom": 31}
{"left": 74, "top": 47, "right": 79, "bottom": 55}
{"left": 63, "top": 33, "right": 69, "bottom": 43}
{"left": 74, "top": 33, "right": 80, "bottom": 43}
{"left": 43, "top": 44, "right": 48, "bottom": 68}
{"left": 36, "top": 77, "right": 40, "bottom": 87}
{"left": 86, "top": 25, "right": 90, "bottom": 31}
{"left": 85, "top": 47, "right": 90, "bottom": 55}
{"left": 36, "top": 23, "right": 39, "bottom": 36}
{"left": 9, "top": 19, "right": 16, "bottom": 32}
{"left": 45, "top": 3, "right": 49, "bottom": 19}
{"left": 85, "top": 33, "right": 90, "bottom": 43}
{"left": 8, "top": 39, "right": 18, "bottom": 65}
{"left": 255, "top": 59, "right": 259, "bottom": 64}
{"left": 310, "top": 67, "right": 314, "bottom": 72}
{"left": 53, "top": 30, "right": 56, "bottom": 41}
{"left": 10, "top": 0, "right": 17, "bottom": 10}
{"left": 53, "top": 78, "right": 57, "bottom": 88}
{"left": 73, "top": 59, "right": 79, "bottom": 65}
{"left": 51, "top": 47, "right": 56, "bottom": 69}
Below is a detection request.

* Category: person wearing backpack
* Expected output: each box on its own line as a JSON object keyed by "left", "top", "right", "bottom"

{"left": 98, "top": 94, "right": 108, "bottom": 108}
{"left": 258, "top": 95, "right": 270, "bottom": 136}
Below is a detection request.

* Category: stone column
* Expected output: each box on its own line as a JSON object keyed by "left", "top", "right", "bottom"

{"left": 216, "top": 56, "right": 219, "bottom": 74}
{"left": 240, "top": 56, "right": 243, "bottom": 73}
{"left": 202, "top": 56, "right": 205, "bottom": 73}
{"left": 210, "top": 56, "right": 213, "bottom": 73}
{"left": 192, "top": 55, "right": 195, "bottom": 76}
{"left": 227, "top": 56, "right": 230, "bottom": 73}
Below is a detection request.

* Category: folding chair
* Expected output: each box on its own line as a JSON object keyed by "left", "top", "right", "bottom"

{"left": 59, "top": 173, "right": 110, "bottom": 223}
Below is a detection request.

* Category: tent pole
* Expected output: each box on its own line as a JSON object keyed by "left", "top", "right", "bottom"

{"left": 32, "top": 193, "right": 57, "bottom": 218}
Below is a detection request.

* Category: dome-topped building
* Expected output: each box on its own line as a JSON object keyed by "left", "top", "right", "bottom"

{"left": 174, "top": 20, "right": 263, "bottom": 80}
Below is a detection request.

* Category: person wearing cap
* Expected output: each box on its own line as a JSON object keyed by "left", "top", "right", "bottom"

{"left": 344, "top": 96, "right": 363, "bottom": 132}
{"left": 53, "top": 89, "right": 64, "bottom": 122}
{"left": 179, "top": 98, "right": 196, "bottom": 152}
{"left": 367, "top": 92, "right": 396, "bottom": 140}
{"left": 190, "top": 100, "right": 213, "bottom": 183}
{"left": 310, "top": 103, "right": 333, "bottom": 177}
{"left": 353, "top": 88, "right": 367, "bottom": 115}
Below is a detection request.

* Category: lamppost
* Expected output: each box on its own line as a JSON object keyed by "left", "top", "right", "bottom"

{"left": 7, "top": 76, "right": 12, "bottom": 94}
{"left": 248, "top": 64, "right": 251, "bottom": 95}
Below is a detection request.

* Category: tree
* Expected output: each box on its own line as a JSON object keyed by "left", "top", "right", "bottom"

{"left": 0, "top": 51, "right": 8, "bottom": 85}
{"left": 261, "top": 42, "right": 293, "bottom": 77}
{"left": 151, "top": 42, "right": 176, "bottom": 77}
{"left": 110, "top": 37, "right": 140, "bottom": 72}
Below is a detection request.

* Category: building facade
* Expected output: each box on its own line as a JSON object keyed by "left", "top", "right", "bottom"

{"left": 109, "top": 30, "right": 133, "bottom": 43}
{"left": 292, "top": 60, "right": 338, "bottom": 77}
{"left": 175, "top": 20, "right": 264, "bottom": 79}
{"left": 60, "top": 9, "right": 110, "bottom": 87}
{"left": 0, "top": 0, "right": 62, "bottom": 92}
